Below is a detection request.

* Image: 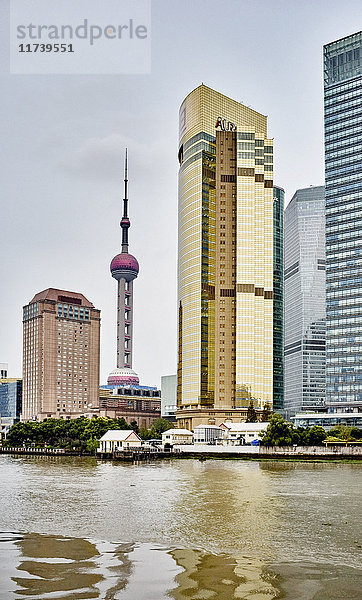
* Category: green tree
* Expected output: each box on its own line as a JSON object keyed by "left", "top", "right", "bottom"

{"left": 129, "top": 420, "right": 139, "bottom": 434}
{"left": 5, "top": 415, "right": 134, "bottom": 450}
{"left": 149, "top": 418, "right": 174, "bottom": 439}
{"left": 260, "top": 414, "right": 294, "bottom": 446}
{"left": 328, "top": 425, "right": 354, "bottom": 441}
{"left": 291, "top": 426, "right": 307, "bottom": 445}
{"left": 82, "top": 417, "right": 119, "bottom": 443}
{"left": 260, "top": 415, "right": 328, "bottom": 447}
{"left": 246, "top": 400, "right": 258, "bottom": 423}
{"left": 261, "top": 403, "right": 272, "bottom": 422}
{"left": 307, "top": 426, "right": 327, "bottom": 445}
{"left": 139, "top": 427, "right": 153, "bottom": 441}
{"left": 86, "top": 437, "right": 99, "bottom": 454}
{"left": 138, "top": 418, "right": 173, "bottom": 440}
{"left": 114, "top": 417, "right": 130, "bottom": 430}
{"left": 350, "top": 427, "right": 362, "bottom": 440}
{"left": 6, "top": 421, "right": 39, "bottom": 446}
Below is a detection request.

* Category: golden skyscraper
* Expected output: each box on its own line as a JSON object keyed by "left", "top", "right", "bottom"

{"left": 177, "top": 85, "right": 274, "bottom": 429}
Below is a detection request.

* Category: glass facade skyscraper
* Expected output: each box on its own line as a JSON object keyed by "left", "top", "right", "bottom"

{"left": 324, "top": 32, "right": 362, "bottom": 413}
{"left": 0, "top": 379, "right": 22, "bottom": 420}
{"left": 176, "top": 85, "right": 274, "bottom": 429}
{"left": 284, "top": 186, "right": 326, "bottom": 419}
{"left": 273, "top": 186, "right": 284, "bottom": 412}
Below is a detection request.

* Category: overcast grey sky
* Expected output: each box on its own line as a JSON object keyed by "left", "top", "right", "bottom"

{"left": 1, "top": 0, "right": 361, "bottom": 386}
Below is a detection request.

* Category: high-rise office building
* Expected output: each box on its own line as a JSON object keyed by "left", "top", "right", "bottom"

{"left": 176, "top": 85, "right": 275, "bottom": 429}
{"left": 284, "top": 186, "right": 326, "bottom": 418}
{"left": 0, "top": 377, "right": 22, "bottom": 437}
{"left": 0, "top": 378, "right": 22, "bottom": 421}
{"left": 273, "top": 186, "right": 284, "bottom": 412}
{"left": 22, "top": 288, "right": 100, "bottom": 421}
{"left": 108, "top": 151, "right": 140, "bottom": 386}
{"left": 324, "top": 32, "right": 362, "bottom": 413}
{"left": 161, "top": 374, "right": 177, "bottom": 419}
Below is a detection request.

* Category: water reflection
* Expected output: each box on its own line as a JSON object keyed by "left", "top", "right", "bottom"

{"left": 0, "top": 457, "right": 361, "bottom": 599}
{"left": 1, "top": 532, "right": 362, "bottom": 600}
{"left": 170, "top": 549, "right": 277, "bottom": 600}
{"left": 3, "top": 533, "right": 280, "bottom": 600}
{"left": 8, "top": 532, "right": 134, "bottom": 599}
{"left": 166, "top": 461, "right": 277, "bottom": 557}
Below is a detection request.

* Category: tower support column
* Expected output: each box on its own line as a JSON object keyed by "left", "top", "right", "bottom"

{"left": 126, "top": 280, "right": 134, "bottom": 368}
{"left": 117, "top": 278, "right": 126, "bottom": 369}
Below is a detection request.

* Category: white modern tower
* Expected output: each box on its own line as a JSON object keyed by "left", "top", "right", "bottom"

{"left": 284, "top": 186, "right": 326, "bottom": 418}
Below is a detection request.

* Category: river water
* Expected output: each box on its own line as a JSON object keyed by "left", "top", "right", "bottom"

{"left": 0, "top": 455, "right": 361, "bottom": 599}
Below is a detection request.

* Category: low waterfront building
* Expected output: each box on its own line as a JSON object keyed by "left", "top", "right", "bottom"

{"left": 176, "top": 407, "right": 267, "bottom": 430}
{"left": 219, "top": 421, "right": 269, "bottom": 445}
{"left": 87, "top": 384, "right": 161, "bottom": 429}
{"left": 97, "top": 429, "right": 142, "bottom": 453}
{"left": 0, "top": 416, "right": 8, "bottom": 440}
{"left": 161, "top": 428, "right": 193, "bottom": 446}
{"left": 193, "top": 424, "right": 223, "bottom": 445}
{"left": 292, "top": 412, "right": 362, "bottom": 430}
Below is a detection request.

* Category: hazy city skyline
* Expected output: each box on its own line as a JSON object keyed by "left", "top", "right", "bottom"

{"left": 1, "top": 1, "right": 361, "bottom": 386}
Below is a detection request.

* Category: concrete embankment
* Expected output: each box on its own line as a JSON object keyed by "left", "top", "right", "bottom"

{"left": 1, "top": 445, "right": 361, "bottom": 461}
{"left": 173, "top": 444, "right": 362, "bottom": 460}
{"left": 0, "top": 447, "right": 86, "bottom": 456}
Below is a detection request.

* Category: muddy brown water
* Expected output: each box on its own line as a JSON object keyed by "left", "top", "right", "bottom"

{"left": 0, "top": 456, "right": 361, "bottom": 599}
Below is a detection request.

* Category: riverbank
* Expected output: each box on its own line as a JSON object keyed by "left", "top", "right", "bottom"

{"left": 173, "top": 444, "right": 362, "bottom": 460}
{"left": 0, "top": 446, "right": 89, "bottom": 456}
{"left": 2, "top": 444, "right": 362, "bottom": 461}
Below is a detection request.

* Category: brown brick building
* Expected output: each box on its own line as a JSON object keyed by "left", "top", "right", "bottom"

{"left": 22, "top": 288, "right": 100, "bottom": 421}
{"left": 86, "top": 386, "right": 161, "bottom": 429}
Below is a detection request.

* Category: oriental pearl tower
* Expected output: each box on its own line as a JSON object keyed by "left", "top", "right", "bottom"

{"left": 107, "top": 150, "right": 140, "bottom": 386}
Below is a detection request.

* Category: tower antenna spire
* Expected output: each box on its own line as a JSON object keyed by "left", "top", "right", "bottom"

{"left": 124, "top": 147, "right": 128, "bottom": 216}
{"left": 121, "top": 148, "right": 130, "bottom": 253}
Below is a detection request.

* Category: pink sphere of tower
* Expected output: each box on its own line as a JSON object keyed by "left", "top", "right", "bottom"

{"left": 110, "top": 253, "right": 139, "bottom": 282}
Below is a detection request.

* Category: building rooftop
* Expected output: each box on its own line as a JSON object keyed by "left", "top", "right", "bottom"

{"left": 293, "top": 412, "right": 360, "bottom": 420}
{"left": 193, "top": 424, "right": 223, "bottom": 430}
{"left": 99, "top": 430, "right": 141, "bottom": 442}
{"left": 163, "top": 428, "right": 193, "bottom": 436}
{"left": 100, "top": 384, "right": 159, "bottom": 391}
{"left": 220, "top": 422, "right": 269, "bottom": 431}
{"left": 29, "top": 288, "right": 94, "bottom": 307}
{"left": 183, "top": 83, "right": 267, "bottom": 120}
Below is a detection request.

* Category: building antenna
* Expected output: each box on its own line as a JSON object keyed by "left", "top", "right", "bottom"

{"left": 121, "top": 149, "right": 130, "bottom": 253}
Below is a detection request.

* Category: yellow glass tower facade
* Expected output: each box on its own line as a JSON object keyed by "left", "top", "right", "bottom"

{"left": 177, "top": 85, "right": 274, "bottom": 429}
